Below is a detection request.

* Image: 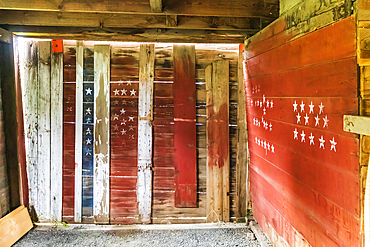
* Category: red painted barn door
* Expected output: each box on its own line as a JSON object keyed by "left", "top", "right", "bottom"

{"left": 173, "top": 45, "right": 197, "bottom": 207}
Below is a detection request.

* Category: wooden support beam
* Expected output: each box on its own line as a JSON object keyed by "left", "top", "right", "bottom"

{"left": 235, "top": 44, "right": 247, "bottom": 221}
{"left": 74, "top": 41, "right": 83, "bottom": 223}
{"left": 0, "top": 27, "right": 11, "bottom": 43}
{"left": 0, "top": 0, "right": 279, "bottom": 18}
{"left": 206, "top": 60, "right": 230, "bottom": 222}
{"left": 173, "top": 45, "right": 197, "bottom": 208}
{"left": 93, "top": 44, "right": 110, "bottom": 224}
{"left": 343, "top": 115, "right": 370, "bottom": 135}
{"left": 137, "top": 44, "right": 155, "bottom": 223}
{"left": 37, "top": 41, "right": 51, "bottom": 221}
{"left": 0, "top": 10, "right": 266, "bottom": 31}
{"left": 50, "top": 43, "right": 63, "bottom": 222}
{"left": 150, "top": 0, "right": 162, "bottom": 13}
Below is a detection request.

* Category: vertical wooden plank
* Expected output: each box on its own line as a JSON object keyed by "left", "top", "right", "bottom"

{"left": 93, "top": 45, "right": 110, "bottom": 224}
{"left": 50, "top": 48, "right": 63, "bottom": 222}
{"left": 235, "top": 44, "right": 247, "bottom": 221}
{"left": 206, "top": 60, "right": 229, "bottom": 222}
{"left": 37, "top": 41, "right": 51, "bottom": 221}
{"left": 137, "top": 44, "right": 154, "bottom": 223}
{"left": 74, "top": 41, "right": 83, "bottom": 222}
{"left": 0, "top": 35, "right": 21, "bottom": 212}
{"left": 19, "top": 39, "right": 38, "bottom": 220}
{"left": 173, "top": 45, "right": 197, "bottom": 207}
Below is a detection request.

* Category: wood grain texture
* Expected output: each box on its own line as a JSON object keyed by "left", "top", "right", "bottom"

{"left": 173, "top": 45, "right": 197, "bottom": 208}
{"left": 93, "top": 44, "right": 110, "bottom": 224}
{"left": 137, "top": 44, "right": 154, "bottom": 223}
{"left": 74, "top": 41, "right": 83, "bottom": 222}
{"left": 37, "top": 41, "right": 51, "bottom": 221}
{"left": 245, "top": 16, "right": 359, "bottom": 247}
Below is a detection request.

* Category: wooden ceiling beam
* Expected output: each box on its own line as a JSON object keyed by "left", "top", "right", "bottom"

{"left": 150, "top": 0, "right": 163, "bottom": 13}
{"left": 0, "top": 0, "right": 279, "bottom": 18}
{"left": 0, "top": 10, "right": 269, "bottom": 31}
{"left": 6, "top": 26, "right": 251, "bottom": 43}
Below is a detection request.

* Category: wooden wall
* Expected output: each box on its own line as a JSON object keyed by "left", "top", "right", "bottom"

{"left": 244, "top": 15, "right": 360, "bottom": 247}
{"left": 58, "top": 41, "right": 240, "bottom": 224}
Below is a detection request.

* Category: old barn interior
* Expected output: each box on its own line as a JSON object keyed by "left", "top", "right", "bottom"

{"left": 1, "top": 0, "right": 370, "bottom": 246}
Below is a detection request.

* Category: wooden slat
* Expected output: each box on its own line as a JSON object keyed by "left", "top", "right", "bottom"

{"left": 19, "top": 39, "right": 38, "bottom": 220}
{"left": 137, "top": 44, "right": 155, "bottom": 223}
{"left": 93, "top": 44, "right": 110, "bottom": 224}
{"left": 74, "top": 41, "right": 83, "bottom": 222}
{"left": 343, "top": 115, "right": 370, "bottom": 135}
{"left": 206, "top": 60, "right": 230, "bottom": 222}
{"left": 0, "top": 0, "right": 279, "bottom": 18}
{"left": 37, "top": 41, "right": 51, "bottom": 221}
{"left": 235, "top": 44, "right": 247, "bottom": 221}
{"left": 173, "top": 45, "right": 197, "bottom": 207}
{"left": 50, "top": 47, "right": 63, "bottom": 222}
{"left": 150, "top": 0, "right": 162, "bottom": 13}
{"left": 0, "top": 205, "right": 33, "bottom": 247}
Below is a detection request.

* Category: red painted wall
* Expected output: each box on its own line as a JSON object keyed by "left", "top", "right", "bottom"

{"left": 245, "top": 16, "right": 360, "bottom": 246}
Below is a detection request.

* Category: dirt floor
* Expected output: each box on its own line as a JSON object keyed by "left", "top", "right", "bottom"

{"left": 14, "top": 222, "right": 267, "bottom": 247}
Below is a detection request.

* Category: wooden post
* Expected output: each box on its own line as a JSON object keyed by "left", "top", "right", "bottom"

{"left": 235, "top": 44, "right": 248, "bottom": 221}
{"left": 206, "top": 60, "right": 229, "bottom": 222}
{"left": 19, "top": 39, "right": 38, "bottom": 220}
{"left": 173, "top": 45, "right": 197, "bottom": 207}
{"left": 137, "top": 44, "right": 154, "bottom": 223}
{"left": 74, "top": 41, "right": 83, "bottom": 222}
{"left": 50, "top": 43, "right": 63, "bottom": 222}
{"left": 37, "top": 41, "right": 51, "bottom": 221}
{"left": 93, "top": 45, "right": 110, "bottom": 224}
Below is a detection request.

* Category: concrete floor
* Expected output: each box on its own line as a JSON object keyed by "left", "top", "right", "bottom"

{"left": 14, "top": 223, "right": 266, "bottom": 247}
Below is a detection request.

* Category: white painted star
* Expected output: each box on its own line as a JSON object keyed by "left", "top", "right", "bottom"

{"left": 86, "top": 128, "right": 92, "bottom": 135}
{"left": 301, "top": 130, "right": 306, "bottom": 142}
{"left": 263, "top": 108, "right": 266, "bottom": 115}
{"left": 127, "top": 81, "right": 132, "bottom": 86}
{"left": 86, "top": 138, "right": 92, "bottom": 145}
{"left": 86, "top": 148, "right": 92, "bottom": 156}
{"left": 113, "top": 114, "right": 119, "bottom": 121}
{"left": 113, "top": 89, "right": 120, "bottom": 95}
{"left": 323, "top": 115, "right": 329, "bottom": 128}
{"left": 121, "top": 89, "right": 127, "bottom": 96}
{"left": 296, "top": 112, "right": 301, "bottom": 124}
{"left": 130, "top": 89, "right": 136, "bottom": 96}
{"left": 263, "top": 141, "right": 267, "bottom": 149}
{"left": 86, "top": 108, "right": 92, "bottom": 115}
{"left": 258, "top": 139, "right": 261, "bottom": 146}
{"left": 255, "top": 137, "right": 258, "bottom": 143}
{"left": 121, "top": 119, "right": 127, "bottom": 125}
{"left": 129, "top": 125, "right": 134, "bottom": 131}
{"left": 300, "top": 101, "right": 305, "bottom": 112}
{"left": 293, "top": 101, "right": 298, "bottom": 112}
{"left": 269, "top": 123, "right": 272, "bottom": 131}
{"left": 330, "top": 137, "right": 337, "bottom": 152}
{"left": 270, "top": 100, "right": 273, "bottom": 108}
{"left": 319, "top": 136, "right": 325, "bottom": 149}
{"left": 267, "top": 142, "right": 270, "bottom": 151}
{"left": 256, "top": 101, "right": 259, "bottom": 107}
{"left": 251, "top": 99, "right": 254, "bottom": 106}
{"left": 260, "top": 101, "right": 263, "bottom": 108}
{"left": 319, "top": 103, "right": 324, "bottom": 114}
{"left": 130, "top": 135, "right": 135, "bottom": 140}
{"left": 253, "top": 118, "right": 256, "bottom": 126}
{"left": 309, "top": 133, "right": 314, "bottom": 145}
{"left": 67, "top": 107, "right": 73, "bottom": 112}
{"left": 309, "top": 101, "right": 314, "bottom": 114}
{"left": 129, "top": 116, "right": 134, "bottom": 122}
{"left": 263, "top": 95, "right": 266, "bottom": 103}
{"left": 130, "top": 101, "right": 135, "bottom": 106}
{"left": 113, "top": 124, "right": 119, "bottom": 131}
{"left": 85, "top": 88, "right": 92, "bottom": 95}
{"left": 120, "top": 108, "right": 126, "bottom": 115}
{"left": 271, "top": 145, "right": 275, "bottom": 153}
{"left": 113, "top": 100, "right": 119, "bottom": 105}
{"left": 293, "top": 128, "right": 298, "bottom": 140}
{"left": 304, "top": 113, "right": 309, "bottom": 125}
{"left": 122, "top": 99, "right": 127, "bottom": 105}
{"left": 314, "top": 115, "right": 320, "bottom": 127}
{"left": 86, "top": 117, "right": 92, "bottom": 123}
{"left": 121, "top": 129, "right": 127, "bottom": 135}
{"left": 266, "top": 100, "right": 270, "bottom": 108}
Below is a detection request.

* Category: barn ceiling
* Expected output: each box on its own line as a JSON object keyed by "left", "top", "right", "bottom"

{"left": 0, "top": 0, "right": 279, "bottom": 43}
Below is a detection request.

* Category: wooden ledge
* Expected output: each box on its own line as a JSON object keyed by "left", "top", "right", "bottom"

{"left": 343, "top": 115, "right": 370, "bottom": 135}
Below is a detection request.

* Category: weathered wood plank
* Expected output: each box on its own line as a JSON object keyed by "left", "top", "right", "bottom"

{"left": 343, "top": 115, "right": 370, "bottom": 135}
{"left": 50, "top": 47, "right": 63, "bottom": 222}
{"left": 235, "top": 44, "right": 247, "bottom": 221}
{"left": 74, "top": 41, "right": 83, "bottom": 223}
{"left": 37, "top": 41, "right": 51, "bottom": 221}
{"left": 173, "top": 45, "right": 197, "bottom": 208}
{"left": 93, "top": 44, "right": 110, "bottom": 224}
{"left": 19, "top": 39, "right": 38, "bottom": 220}
{"left": 150, "top": 0, "right": 162, "bottom": 13}
{"left": 0, "top": 27, "right": 12, "bottom": 43}
{"left": 0, "top": 205, "right": 33, "bottom": 247}
{"left": 137, "top": 44, "right": 155, "bottom": 223}
{"left": 0, "top": 0, "right": 279, "bottom": 18}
